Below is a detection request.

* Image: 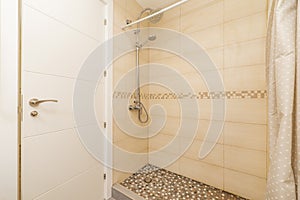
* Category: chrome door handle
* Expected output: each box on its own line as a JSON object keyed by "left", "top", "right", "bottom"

{"left": 29, "top": 98, "right": 58, "bottom": 107}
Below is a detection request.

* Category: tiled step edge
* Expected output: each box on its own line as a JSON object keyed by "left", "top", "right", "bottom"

{"left": 112, "top": 184, "right": 145, "bottom": 200}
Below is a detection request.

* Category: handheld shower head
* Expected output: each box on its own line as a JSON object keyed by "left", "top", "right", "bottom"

{"left": 137, "top": 34, "right": 157, "bottom": 48}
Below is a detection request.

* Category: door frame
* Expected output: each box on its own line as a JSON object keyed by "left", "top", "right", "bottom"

{"left": 103, "top": 0, "right": 113, "bottom": 198}
{"left": 0, "top": 0, "right": 20, "bottom": 199}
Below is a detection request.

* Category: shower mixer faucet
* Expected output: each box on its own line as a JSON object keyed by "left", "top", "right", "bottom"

{"left": 129, "top": 103, "right": 141, "bottom": 111}
{"left": 129, "top": 99, "right": 142, "bottom": 111}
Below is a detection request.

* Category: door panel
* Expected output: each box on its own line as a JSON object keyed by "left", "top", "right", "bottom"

{"left": 22, "top": 72, "right": 75, "bottom": 137}
{"left": 34, "top": 166, "right": 104, "bottom": 200}
{"left": 22, "top": 129, "right": 99, "bottom": 200}
{"left": 21, "top": 0, "right": 107, "bottom": 199}
{"left": 23, "top": 0, "right": 106, "bottom": 40}
{"left": 22, "top": 5, "right": 99, "bottom": 79}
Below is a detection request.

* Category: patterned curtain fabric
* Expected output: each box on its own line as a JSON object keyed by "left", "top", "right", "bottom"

{"left": 266, "top": 0, "right": 300, "bottom": 199}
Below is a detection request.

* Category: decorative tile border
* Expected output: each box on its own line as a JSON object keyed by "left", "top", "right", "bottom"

{"left": 120, "top": 164, "right": 248, "bottom": 200}
{"left": 113, "top": 90, "right": 267, "bottom": 100}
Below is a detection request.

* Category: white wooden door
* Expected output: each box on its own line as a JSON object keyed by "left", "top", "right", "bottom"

{"left": 21, "top": 0, "right": 109, "bottom": 199}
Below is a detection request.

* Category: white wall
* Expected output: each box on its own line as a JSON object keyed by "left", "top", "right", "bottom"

{"left": 0, "top": 0, "right": 19, "bottom": 199}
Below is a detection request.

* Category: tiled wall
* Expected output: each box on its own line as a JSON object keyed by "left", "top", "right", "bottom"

{"left": 147, "top": 0, "right": 268, "bottom": 199}
{"left": 113, "top": 0, "right": 268, "bottom": 199}
{"left": 112, "top": 0, "right": 150, "bottom": 184}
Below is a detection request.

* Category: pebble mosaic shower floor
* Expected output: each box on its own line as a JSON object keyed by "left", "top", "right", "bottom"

{"left": 120, "top": 164, "right": 248, "bottom": 200}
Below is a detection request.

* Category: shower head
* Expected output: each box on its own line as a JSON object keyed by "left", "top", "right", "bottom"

{"left": 148, "top": 34, "right": 157, "bottom": 41}
{"left": 138, "top": 8, "right": 163, "bottom": 24}
{"left": 149, "top": 9, "right": 163, "bottom": 24}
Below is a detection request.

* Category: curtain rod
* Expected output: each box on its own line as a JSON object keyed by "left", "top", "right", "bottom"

{"left": 121, "top": 0, "right": 189, "bottom": 30}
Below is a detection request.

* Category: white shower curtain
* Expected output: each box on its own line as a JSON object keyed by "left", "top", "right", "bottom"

{"left": 266, "top": 0, "right": 300, "bottom": 199}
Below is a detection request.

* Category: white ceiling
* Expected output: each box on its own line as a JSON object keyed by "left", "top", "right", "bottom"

{"left": 135, "top": 0, "right": 179, "bottom": 9}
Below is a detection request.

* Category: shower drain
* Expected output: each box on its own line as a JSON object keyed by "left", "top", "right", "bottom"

{"left": 144, "top": 177, "right": 152, "bottom": 183}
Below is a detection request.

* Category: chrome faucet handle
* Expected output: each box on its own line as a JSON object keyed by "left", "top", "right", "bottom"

{"left": 29, "top": 98, "right": 58, "bottom": 107}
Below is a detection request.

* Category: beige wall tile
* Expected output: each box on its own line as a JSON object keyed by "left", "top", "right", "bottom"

{"left": 224, "top": 122, "right": 267, "bottom": 151}
{"left": 149, "top": 133, "right": 180, "bottom": 155}
{"left": 196, "top": 120, "right": 224, "bottom": 144}
{"left": 149, "top": 98, "right": 181, "bottom": 118}
{"left": 152, "top": 18, "right": 180, "bottom": 31}
{"left": 224, "top": 0, "right": 268, "bottom": 22}
{"left": 150, "top": 49, "right": 176, "bottom": 61}
{"left": 165, "top": 160, "right": 180, "bottom": 174}
{"left": 113, "top": 0, "right": 126, "bottom": 10}
{"left": 113, "top": 149, "right": 148, "bottom": 178}
{"left": 181, "top": 1, "right": 223, "bottom": 33}
{"left": 223, "top": 65, "right": 266, "bottom": 91}
{"left": 150, "top": 117, "right": 203, "bottom": 140}
{"left": 148, "top": 115, "right": 180, "bottom": 137}
{"left": 179, "top": 157, "right": 224, "bottom": 189}
{"left": 113, "top": 2, "right": 133, "bottom": 28}
{"left": 113, "top": 123, "right": 130, "bottom": 143}
{"left": 115, "top": 137, "right": 148, "bottom": 153}
{"left": 226, "top": 99, "right": 267, "bottom": 124}
{"left": 183, "top": 72, "right": 209, "bottom": 92}
{"left": 187, "top": 24, "right": 223, "bottom": 49}
{"left": 206, "top": 47, "right": 224, "bottom": 69}
{"left": 181, "top": 0, "right": 223, "bottom": 14}
{"left": 125, "top": 0, "right": 143, "bottom": 14}
{"left": 148, "top": 55, "right": 198, "bottom": 76}
{"left": 198, "top": 99, "right": 226, "bottom": 121}
{"left": 224, "top": 38, "right": 266, "bottom": 68}
{"left": 224, "top": 169, "right": 266, "bottom": 200}
{"left": 149, "top": 151, "right": 180, "bottom": 169}
{"left": 224, "top": 146, "right": 267, "bottom": 178}
{"left": 224, "top": 12, "right": 267, "bottom": 45}
{"left": 183, "top": 139, "right": 223, "bottom": 167}
{"left": 156, "top": 6, "right": 181, "bottom": 23}
{"left": 113, "top": 170, "right": 131, "bottom": 184}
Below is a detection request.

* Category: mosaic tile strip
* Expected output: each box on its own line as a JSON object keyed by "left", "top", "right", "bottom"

{"left": 113, "top": 90, "right": 267, "bottom": 100}
{"left": 120, "top": 164, "right": 248, "bottom": 200}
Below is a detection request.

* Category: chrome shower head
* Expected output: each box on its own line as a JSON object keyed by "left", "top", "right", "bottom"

{"left": 138, "top": 8, "right": 163, "bottom": 24}
{"left": 148, "top": 34, "right": 157, "bottom": 41}
{"left": 149, "top": 9, "right": 163, "bottom": 24}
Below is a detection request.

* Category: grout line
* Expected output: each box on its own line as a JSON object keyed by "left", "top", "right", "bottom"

{"left": 223, "top": 36, "right": 267, "bottom": 47}
{"left": 223, "top": 10, "right": 267, "bottom": 24}
{"left": 222, "top": 0, "right": 225, "bottom": 190}
{"left": 129, "top": 113, "right": 268, "bottom": 125}
{"left": 181, "top": 156, "right": 267, "bottom": 180}
{"left": 177, "top": 9, "right": 267, "bottom": 36}
{"left": 223, "top": 63, "right": 267, "bottom": 70}
{"left": 223, "top": 10, "right": 268, "bottom": 24}
{"left": 222, "top": 167, "right": 267, "bottom": 180}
